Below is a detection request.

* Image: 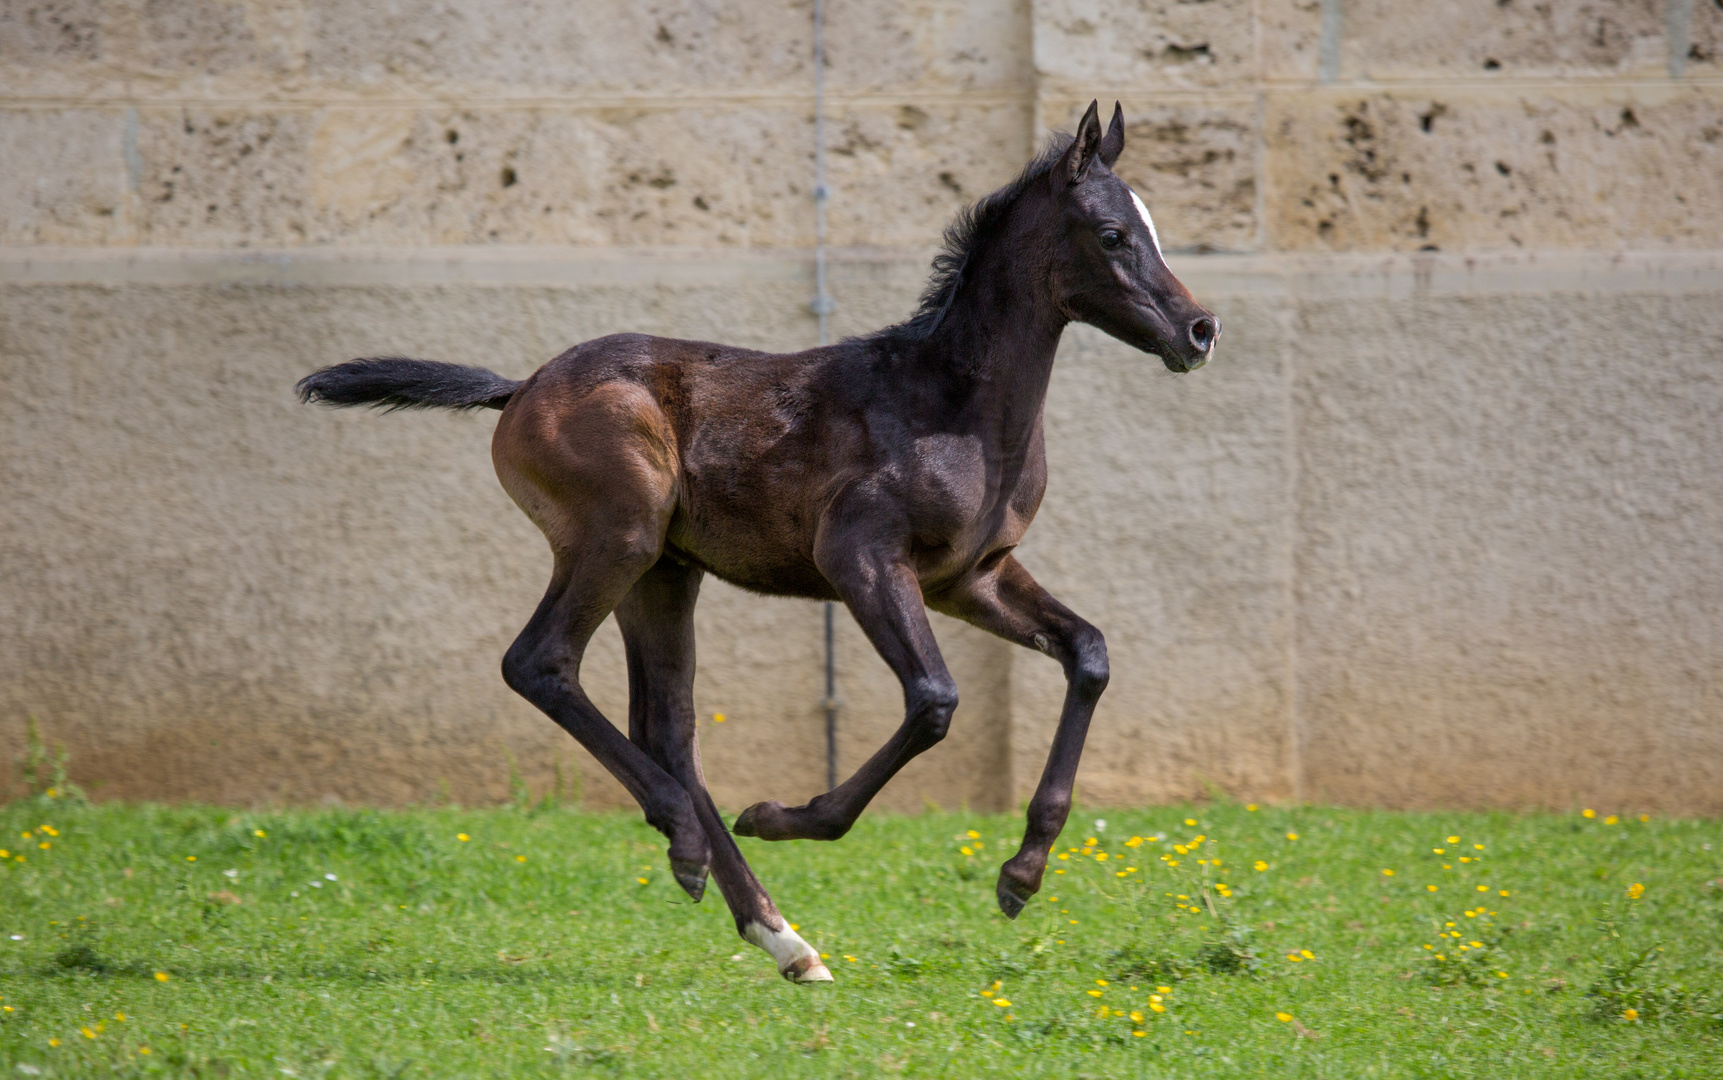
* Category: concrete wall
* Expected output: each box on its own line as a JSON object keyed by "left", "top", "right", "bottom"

{"left": 2, "top": 1, "right": 1719, "bottom": 814}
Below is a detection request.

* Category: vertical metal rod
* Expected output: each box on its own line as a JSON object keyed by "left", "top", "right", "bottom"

{"left": 812, "top": 0, "right": 838, "bottom": 792}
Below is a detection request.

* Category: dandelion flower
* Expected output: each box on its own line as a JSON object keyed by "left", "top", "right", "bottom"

{"left": 1474, "top": 843, "right": 1484, "bottom": 850}
{"left": 1624, "top": 1008, "right": 1638, "bottom": 1021}
{"left": 1499, "top": 890, "right": 1510, "bottom": 897}
{"left": 1638, "top": 814, "right": 1649, "bottom": 822}
{"left": 457, "top": 834, "right": 469, "bottom": 842}
{"left": 254, "top": 829, "right": 266, "bottom": 838}
{"left": 967, "top": 830, "right": 980, "bottom": 840}
{"left": 1582, "top": 809, "right": 1595, "bottom": 818}
{"left": 1382, "top": 869, "right": 1394, "bottom": 876}
{"left": 636, "top": 877, "right": 649, "bottom": 885}
{"left": 1496, "top": 971, "right": 1508, "bottom": 978}
{"left": 1427, "top": 885, "right": 1439, "bottom": 892}
{"left": 1626, "top": 883, "right": 1644, "bottom": 899}
{"left": 1447, "top": 836, "right": 1459, "bottom": 844}
{"left": 1286, "top": 832, "right": 1299, "bottom": 841}
{"left": 1254, "top": 861, "right": 1268, "bottom": 871}
{"left": 1130, "top": 1010, "right": 1145, "bottom": 1022}
{"left": 81, "top": 1027, "right": 96, "bottom": 1040}
{"left": 1246, "top": 803, "right": 1259, "bottom": 812}
{"left": 1088, "top": 990, "right": 1104, "bottom": 997}
{"left": 515, "top": 855, "right": 526, "bottom": 863}
{"left": 713, "top": 713, "right": 726, "bottom": 723}
{"left": 1301, "top": 949, "right": 1314, "bottom": 959}
{"left": 48, "top": 1039, "right": 60, "bottom": 1048}
{"left": 960, "top": 847, "right": 973, "bottom": 856}
{"left": 1275, "top": 1012, "right": 1292, "bottom": 1023}
{"left": 1096, "top": 979, "right": 1109, "bottom": 986}
{"left": 1150, "top": 1002, "right": 1166, "bottom": 1013}
{"left": 184, "top": 855, "right": 194, "bottom": 861}
{"left": 1286, "top": 953, "right": 1302, "bottom": 962}
{"left": 1604, "top": 815, "right": 1619, "bottom": 825}
{"left": 1477, "top": 885, "right": 1488, "bottom": 892}
{"left": 994, "top": 998, "right": 1010, "bottom": 1007}
{"left": 154, "top": 972, "right": 169, "bottom": 982}
{"left": 138, "top": 1047, "right": 151, "bottom": 1054}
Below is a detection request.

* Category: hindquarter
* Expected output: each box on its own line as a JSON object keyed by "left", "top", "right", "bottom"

{"left": 491, "top": 371, "right": 679, "bottom": 566}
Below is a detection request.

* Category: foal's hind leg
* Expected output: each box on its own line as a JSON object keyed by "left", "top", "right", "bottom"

{"left": 502, "top": 560, "right": 713, "bottom": 896}
{"left": 615, "top": 558, "right": 830, "bottom": 983}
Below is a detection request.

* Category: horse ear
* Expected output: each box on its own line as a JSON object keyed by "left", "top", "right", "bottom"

{"left": 1059, "top": 100, "right": 1104, "bottom": 186}
{"left": 1098, "top": 102, "right": 1124, "bottom": 168}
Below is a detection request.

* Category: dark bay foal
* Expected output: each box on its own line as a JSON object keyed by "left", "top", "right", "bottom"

{"left": 299, "top": 101, "right": 1219, "bottom": 982}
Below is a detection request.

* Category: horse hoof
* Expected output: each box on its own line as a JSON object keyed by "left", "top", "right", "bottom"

{"left": 996, "top": 876, "right": 1032, "bottom": 920}
{"left": 670, "top": 858, "right": 709, "bottom": 902}
{"left": 783, "top": 955, "right": 834, "bottom": 983}
{"left": 732, "top": 801, "right": 775, "bottom": 838}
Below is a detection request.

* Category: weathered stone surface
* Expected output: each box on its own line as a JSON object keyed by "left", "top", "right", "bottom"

{"left": 1033, "top": 0, "right": 1255, "bottom": 91}
{"left": 1340, "top": 0, "right": 1666, "bottom": 80}
{"left": 135, "top": 107, "right": 314, "bottom": 246}
{"left": 1043, "top": 96, "right": 1257, "bottom": 252}
{"left": 0, "top": 0, "right": 102, "bottom": 64}
{"left": 305, "top": 0, "right": 1026, "bottom": 95}
{"left": 0, "top": 108, "right": 127, "bottom": 243}
{"left": 1687, "top": 0, "right": 1723, "bottom": 74}
{"left": 1265, "top": 89, "right": 1723, "bottom": 252}
{"left": 1293, "top": 290, "right": 1723, "bottom": 813}
{"left": 136, "top": 0, "right": 308, "bottom": 77}
{"left": 1258, "top": 0, "right": 1325, "bottom": 82}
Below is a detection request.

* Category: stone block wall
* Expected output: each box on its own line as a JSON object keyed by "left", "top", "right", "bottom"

{"left": 2, "top": 1, "right": 1718, "bottom": 814}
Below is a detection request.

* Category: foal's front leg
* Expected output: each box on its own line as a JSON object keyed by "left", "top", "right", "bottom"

{"left": 733, "top": 546, "right": 959, "bottom": 842}
{"left": 930, "top": 554, "right": 1108, "bottom": 918}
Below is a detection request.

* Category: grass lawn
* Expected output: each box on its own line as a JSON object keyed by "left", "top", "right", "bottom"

{"left": 0, "top": 794, "right": 1719, "bottom": 1078}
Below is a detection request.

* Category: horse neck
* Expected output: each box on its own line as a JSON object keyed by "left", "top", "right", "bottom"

{"left": 914, "top": 240, "right": 1066, "bottom": 443}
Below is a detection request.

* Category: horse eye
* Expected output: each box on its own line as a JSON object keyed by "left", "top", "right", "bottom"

{"left": 1099, "top": 229, "right": 1124, "bottom": 250}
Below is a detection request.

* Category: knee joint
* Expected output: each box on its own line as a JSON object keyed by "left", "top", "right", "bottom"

{"left": 1068, "top": 627, "right": 1109, "bottom": 699}
{"left": 910, "top": 680, "right": 959, "bottom": 743}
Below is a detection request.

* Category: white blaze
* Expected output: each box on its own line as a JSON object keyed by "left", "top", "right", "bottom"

{"left": 1128, "top": 188, "right": 1164, "bottom": 258}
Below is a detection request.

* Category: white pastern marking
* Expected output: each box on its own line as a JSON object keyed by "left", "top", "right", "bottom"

{"left": 1128, "top": 188, "right": 1164, "bottom": 258}
{"left": 743, "top": 920, "right": 832, "bottom": 982}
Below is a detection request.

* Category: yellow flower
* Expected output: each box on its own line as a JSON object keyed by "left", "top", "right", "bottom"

{"left": 1626, "top": 882, "right": 1645, "bottom": 899}
{"left": 81, "top": 1027, "right": 96, "bottom": 1039}
{"left": 1624, "top": 1008, "right": 1639, "bottom": 1021}
{"left": 1474, "top": 843, "right": 1484, "bottom": 850}
{"left": 1125, "top": 836, "right": 1143, "bottom": 848}
{"left": 1096, "top": 852, "right": 1110, "bottom": 861}
{"left": 1382, "top": 869, "right": 1394, "bottom": 876}
{"left": 636, "top": 877, "right": 649, "bottom": 884}
{"left": 1286, "top": 832, "right": 1299, "bottom": 841}
{"left": 980, "top": 990, "right": 993, "bottom": 998}
{"left": 1158, "top": 986, "right": 1171, "bottom": 993}
{"left": 515, "top": 855, "right": 526, "bottom": 863}
{"left": 1150, "top": 1002, "right": 1166, "bottom": 1013}
{"left": 1096, "top": 979, "right": 1109, "bottom": 986}
{"left": 138, "top": 1047, "right": 151, "bottom": 1054}
{"left": 1446, "top": 836, "right": 1459, "bottom": 844}
{"left": 1057, "top": 853, "right": 1069, "bottom": 861}
{"left": 994, "top": 998, "right": 1011, "bottom": 1007}
{"left": 1087, "top": 837, "right": 1099, "bottom": 846}
{"left": 1477, "top": 885, "right": 1488, "bottom": 892}
{"left": 1582, "top": 809, "right": 1595, "bottom": 818}
{"left": 48, "top": 1039, "right": 60, "bottom": 1048}
{"left": 1496, "top": 971, "right": 1509, "bottom": 978}
{"left": 1088, "top": 989, "right": 1103, "bottom": 997}
{"left": 1604, "top": 815, "right": 1619, "bottom": 825}
{"left": 1469, "top": 941, "right": 1483, "bottom": 948}
{"left": 253, "top": 829, "right": 266, "bottom": 838}
{"left": 1276, "top": 1012, "right": 1292, "bottom": 1022}
{"left": 1246, "top": 803, "right": 1259, "bottom": 812}
{"left": 1254, "top": 861, "right": 1268, "bottom": 871}
{"left": 0, "top": 851, "right": 7, "bottom": 859}
{"left": 713, "top": 713, "right": 726, "bottom": 723}
{"left": 844, "top": 955, "right": 857, "bottom": 962}
{"left": 1173, "top": 845, "right": 1187, "bottom": 855}
{"left": 1185, "top": 819, "right": 1197, "bottom": 827}
{"left": 457, "top": 834, "right": 469, "bottom": 842}
{"left": 1638, "top": 814, "right": 1649, "bottom": 822}
{"left": 1286, "top": 953, "right": 1302, "bottom": 962}
{"left": 1130, "top": 1010, "right": 1145, "bottom": 1022}
{"left": 1433, "top": 848, "right": 1444, "bottom": 854}
{"left": 960, "top": 846, "right": 973, "bottom": 856}
{"left": 1499, "top": 890, "right": 1510, "bottom": 897}
{"left": 42, "top": 826, "right": 58, "bottom": 837}
{"left": 154, "top": 972, "right": 169, "bottom": 982}
{"left": 1427, "top": 885, "right": 1439, "bottom": 892}
{"left": 1301, "top": 949, "right": 1314, "bottom": 959}
{"left": 967, "top": 830, "right": 981, "bottom": 840}
{"left": 183, "top": 854, "right": 193, "bottom": 861}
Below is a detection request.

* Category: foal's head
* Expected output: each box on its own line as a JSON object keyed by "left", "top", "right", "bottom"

{"left": 1040, "top": 101, "right": 1220, "bottom": 373}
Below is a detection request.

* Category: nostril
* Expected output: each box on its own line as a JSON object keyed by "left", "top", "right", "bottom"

{"left": 1189, "top": 317, "right": 1217, "bottom": 352}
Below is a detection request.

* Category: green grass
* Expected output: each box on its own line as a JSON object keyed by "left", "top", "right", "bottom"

{"left": 1, "top": 796, "right": 1719, "bottom": 1078}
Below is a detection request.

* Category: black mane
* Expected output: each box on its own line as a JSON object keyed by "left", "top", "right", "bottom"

{"left": 873, "top": 133, "right": 1076, "bottom": 343}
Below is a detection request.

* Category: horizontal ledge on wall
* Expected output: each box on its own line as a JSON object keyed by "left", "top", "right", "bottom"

{"left": 4, "top": 246, "right": 1722, "bottom": 300}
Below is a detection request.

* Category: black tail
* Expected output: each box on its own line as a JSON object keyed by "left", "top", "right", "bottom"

{"left": 296, "top": 357, "right": 522, "bottom": 412}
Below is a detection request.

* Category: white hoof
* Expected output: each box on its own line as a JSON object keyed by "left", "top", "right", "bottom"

{"left": 742, "top": 920, "right": 830, "bottom": 983}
